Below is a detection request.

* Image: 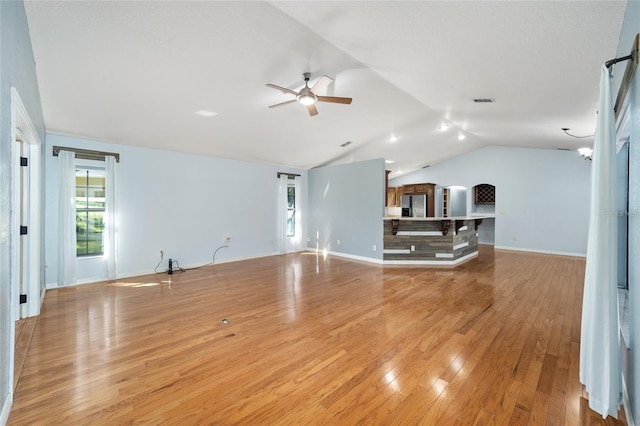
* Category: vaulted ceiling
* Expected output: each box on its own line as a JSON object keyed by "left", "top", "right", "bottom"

{"left": 24, "top": 1, "right": 627, "bottom": 177}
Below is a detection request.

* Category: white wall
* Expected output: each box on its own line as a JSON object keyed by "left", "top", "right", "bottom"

{"left": 391, "top": 146, "right": 591, "bottom": 256}
{"left": 308, "top": 158, "right": 385, "bottom": 261}
{"left": 45, "top": 133, "right": 307, "bottom": 286}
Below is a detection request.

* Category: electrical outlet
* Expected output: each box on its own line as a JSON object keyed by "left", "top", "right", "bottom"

{"left": 411, "top": 245, "right": 415, "bottom": 252}
{"left": 337, "top": 239, "right": 341, "bottom": 246}
{"left": 372, "top": 244, "right": 377, "bottom": 251}
{"left": 225, "top": 235, "right": 231, "bottom": 242}
{"left": 512, "top": 235, "right": 518, "bottom": 241}
{"left": 307, "top": 237, "right": 310, "bottom": 242}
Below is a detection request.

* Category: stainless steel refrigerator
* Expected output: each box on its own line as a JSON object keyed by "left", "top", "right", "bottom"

{"left": 401, "top": 194, "right": 427, "bottom": 217}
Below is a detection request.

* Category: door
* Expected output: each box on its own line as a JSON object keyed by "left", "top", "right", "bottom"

{"left": 16, "top": 136, "right": 30, "bottom": 320}
{"left": 11, "top": 87, "right": 43, "bottom": 320}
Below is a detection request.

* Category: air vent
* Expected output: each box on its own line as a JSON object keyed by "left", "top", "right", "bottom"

{"left": 557, "top": 148, "right": 572, "bottom": 151}
{"left": 422, "top": 165, "right": 430, "bottom": 168}
{"left": 473, "top": 98, "right": 495, "bottom": 103}
{"left": 340, "top": 141, "right": 352, "bottom": 147}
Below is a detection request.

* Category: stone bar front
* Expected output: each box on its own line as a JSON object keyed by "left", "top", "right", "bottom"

{"left": 383, "top": 217, "right": 483, "bottom": 265}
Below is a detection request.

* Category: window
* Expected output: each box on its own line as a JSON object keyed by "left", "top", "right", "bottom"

{"left": 76, "top": 168, "right": 106, "bottom": 256}
{"left": 287, "top": 184, "right": 295, "bottom": 237}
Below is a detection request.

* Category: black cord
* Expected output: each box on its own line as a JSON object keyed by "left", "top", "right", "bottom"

{"left": 154, "top": 245, "right": 229, "bottom": 274}
{"left": 562, "top": 128, "right": 594, "bottom": 139}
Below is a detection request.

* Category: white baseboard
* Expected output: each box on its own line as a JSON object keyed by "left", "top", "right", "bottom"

{"left": 493, "top": 245, "right": 586, "bottom": 258}
{"left": 305, "top": 248, "right": 383, "bottom": 264}
{"left": 45, "top": 251, "right": 289, "bottom": 288}
{"left": 1, "top": 392, "right": 13, "bottom": 426}
{"left": 383, "top": 251, "right": 477, "bottom": 266}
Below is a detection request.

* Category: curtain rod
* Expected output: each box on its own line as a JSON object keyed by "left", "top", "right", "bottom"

{"left": 277, "top": 172, "right": 300, "bottom": 179}
{"left": 53, "top": 146, "right": 120, "bottom": 163}
{"left": 605, "top": 54, "right": 634, "bottom": 68}
{"left": 606, "top": 33, "right": 639, "bottom": 69}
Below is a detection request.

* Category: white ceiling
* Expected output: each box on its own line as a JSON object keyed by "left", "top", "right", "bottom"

{"left": 24, "top": 1, "right": 627, "bottom": 176}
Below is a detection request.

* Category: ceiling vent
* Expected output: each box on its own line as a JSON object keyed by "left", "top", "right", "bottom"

{"left": 340, "top": 141, "right": 352, "bottom": 147}
{"left": 473, "top": 98, "right": 495, "bottom": 103}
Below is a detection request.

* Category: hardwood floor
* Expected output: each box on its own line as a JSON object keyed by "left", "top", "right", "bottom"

{"left": 13, "top": 316, "right": 37, "bottom": 391}
{"left": 8, "top": 247, "right": 626, "bottom": 424}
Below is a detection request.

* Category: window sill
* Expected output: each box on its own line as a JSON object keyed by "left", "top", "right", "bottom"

{"left": 77, "top": 255, "right": 104, "bottom": 260}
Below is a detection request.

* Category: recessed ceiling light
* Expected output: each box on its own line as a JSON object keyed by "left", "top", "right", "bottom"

{"left": 195, "top": 110, "right": 218, "bottom": 117}
{"left": 458, "top": 133, "right": 466, "bottom": 141}
{"left": 385, "top": 160, "right": 395, "bottom": 164}
{"left": 439, "top": 123, "right": 449, "bottom": 132}
{"left": 389, "top": 135, "right": 398, "bottom": 142}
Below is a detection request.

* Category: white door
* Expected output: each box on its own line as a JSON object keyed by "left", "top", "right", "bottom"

{"left": 15, "top": 136, "right": 30, "bottom": 319}
{"left": 11, "top": 88, "right": 43, "bottom": 320}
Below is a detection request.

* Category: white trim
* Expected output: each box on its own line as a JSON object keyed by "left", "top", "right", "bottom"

{"left": 11, "top": 87, "right": 43, "bottom": 318}
{"left": 384, "top": 251, "right": 477, "bottom": 266}
{"left": 453, "top": 242, "right": 469, "bottom": 250}
{"left": 458, "top": 226, "right": 468, "bottom": 231}
{"left": 46, "top": 251, "right": 303, "bottom": 288}
{"left": 435, "top": 253, "right": 454, "bottom": 258}
{"left": 1, "top": 393, "right": 13, "bottom": 426}
{"left": 383, "top": 249, "right": 411, "bottom": 254}
{"left": 396, "top": 231, "right": 442, "bottom": 236}
{"left": 304, "top": 248, "right": 384, "bottom": 265}
{"left": 493, "top": 245, "right": 586, "bottom": 258}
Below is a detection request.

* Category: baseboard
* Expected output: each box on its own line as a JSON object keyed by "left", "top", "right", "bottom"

{"left": 493, "top": 245, "right": 586, "bottom": 258}
{"left": 45, "top": 251, "right": 287, "bottom": 288}
{"left": 305, "top": 248, "right": 383, "bottom": 265}
{"left": 383, "top": 251, "right": 478, "bottom": 267}
{"left": 1, "top": 392, "right": 13, "bottom": 426}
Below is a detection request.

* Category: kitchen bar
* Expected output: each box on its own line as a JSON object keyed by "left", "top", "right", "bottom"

{"left": 383, "top": 216, "right": 484, "bottom": 266}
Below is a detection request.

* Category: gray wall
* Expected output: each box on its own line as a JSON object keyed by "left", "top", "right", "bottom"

{"left": 0, "top": 0, "right": 46, "bottom": 421}
{"left": 391, "top": 146, "right": 591, "bottom": 256}
{"left": 308, "top": 158, "right": 385, "bottom": 261}
{"left": 45, "top": 133, "right": 307, "bottom": 285}
{"left": 617, "top": 0, "right": 640, "bottom": 422}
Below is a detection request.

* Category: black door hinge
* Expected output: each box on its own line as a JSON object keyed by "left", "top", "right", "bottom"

{"left": 19, "top": 294, "right": 27, "bottom": 304}
{"left": 20, "top": 226, "right": 28, "bottom": 235}
{"left": 20, "top": 157, "right": 28, "bottom": 167}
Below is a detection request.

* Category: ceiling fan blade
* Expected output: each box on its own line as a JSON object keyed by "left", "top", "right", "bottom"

{"left": 317, "top": 96, "right": 352, "bottom": 105}
{"left": 306, "top": 104, "right": 319, "bottom": 117}
{"left": 266, "top": 83, "right": 299, "bottom": 96}
{"left": 310, "top": 75, "right": 333, "bottom": 93}
{"left": 268, "top": 99, "right": 297, "bottom": 109}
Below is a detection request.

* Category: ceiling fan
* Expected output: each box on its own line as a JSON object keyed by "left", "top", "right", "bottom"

{"left": 266, "top": 72, "right": 352, "bottom": 116}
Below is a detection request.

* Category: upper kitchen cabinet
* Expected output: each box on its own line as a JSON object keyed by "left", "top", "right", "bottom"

{"left": 402, "top": 183, "right": 434, "bottom": 196}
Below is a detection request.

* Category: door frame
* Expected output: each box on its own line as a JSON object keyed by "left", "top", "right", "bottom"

{"left": 10, "top": 87, "right": 43, "bottom": 321}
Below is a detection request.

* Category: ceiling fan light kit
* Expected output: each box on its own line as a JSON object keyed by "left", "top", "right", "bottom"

{"left": 266, "top": 72, "right": 352, "bottom": 116}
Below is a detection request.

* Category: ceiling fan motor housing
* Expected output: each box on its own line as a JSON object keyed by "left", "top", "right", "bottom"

{"left": 297, "top": 86, "right": 317, "bottom": 105}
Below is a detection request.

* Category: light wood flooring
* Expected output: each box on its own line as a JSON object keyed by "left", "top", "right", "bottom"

{"left": 9, "top": 247, "right": 627, "bottom": 424}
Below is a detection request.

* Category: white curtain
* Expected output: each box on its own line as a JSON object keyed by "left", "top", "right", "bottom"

{"left": 580, "top": 64, "right": 620, "bottom": 419}
{"left": 277, "top": 175, "right": 288, "bottom": 254}
{"left": 294, "top": 176, "right": 302, "bottom": 249}
{"left": 58, "top": 150, "right": 76, "bottom": 286}
{"left": 104, "top": 155, "right": 117, "bottom": 279}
